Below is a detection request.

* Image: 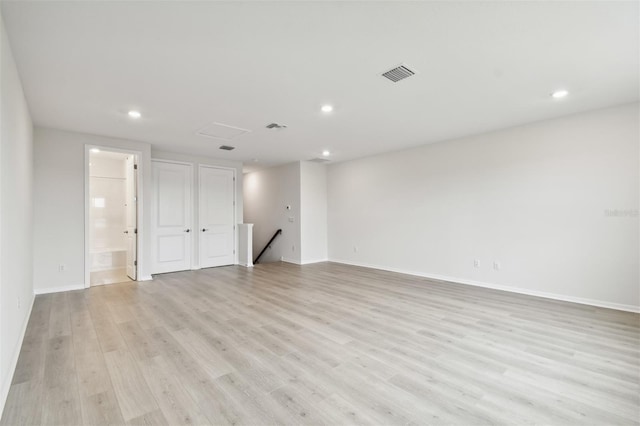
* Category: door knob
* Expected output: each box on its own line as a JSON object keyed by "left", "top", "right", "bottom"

{"left": 202, "top": 228, "right": 208, "bottom": 232}
{"left": 184, "top": 229, "right": 191, "bottom": 233}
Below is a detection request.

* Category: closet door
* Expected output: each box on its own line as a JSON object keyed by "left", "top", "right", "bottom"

{"left": 151, "top": 161, "right": 193, "bottom": 274}
{"left": 199, "top": 166, "right": 235, "bottom": 268}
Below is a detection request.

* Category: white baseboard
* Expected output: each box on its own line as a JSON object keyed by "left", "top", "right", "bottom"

{"left": 35, "top": 276, "right": 152, "bottom": 294}
{"left": 0, "top": 294, "right": 35, "bottom": 420}
{"left": 34, "top": 283, "right": 85, "bottom": 295}
{"left": 282, "top": 258, "right": 329, "bottom": 265}
{"left": 239, "top": 262, "right": 254, "bottom": 268}
{"left": 300, "top": 258, "right": 329, "bottom": 265}
{"left": 330, "top": 259, "right": 640, "bottom": 313}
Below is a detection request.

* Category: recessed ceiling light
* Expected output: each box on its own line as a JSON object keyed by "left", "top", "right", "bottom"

{"left": 321, "top": 105, "right": 333, "bottom": 113}
{"left": 551, "top": 89, "right": 569, "bottom": 99}
{"left": 322, "top": 150, "right": 331, "bottom": 156}
{"left": 90, "top": 148, "right": 100, "bottom": 153}
{"left": 128, "top": 110, "right": 142, "bottom": 118}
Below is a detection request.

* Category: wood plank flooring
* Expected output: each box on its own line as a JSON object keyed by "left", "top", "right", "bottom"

{"left": 2, "top": 262, "right": 639, "bottom": 425}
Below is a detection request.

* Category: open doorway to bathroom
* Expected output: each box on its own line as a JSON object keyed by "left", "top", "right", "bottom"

{"left": 88, "top": 148, "right": 138, "bottom": 286}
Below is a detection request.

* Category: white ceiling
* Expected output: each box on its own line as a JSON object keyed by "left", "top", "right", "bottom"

{"left": 2, "top": 1, "right": 638, "bottom": 172}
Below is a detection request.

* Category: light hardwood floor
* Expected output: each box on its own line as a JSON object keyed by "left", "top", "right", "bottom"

{"left": 90, "top": 268, "right": 132, "bottom": 286}
{"left": 2, "top": 262, "right": 639, "bottom": 425}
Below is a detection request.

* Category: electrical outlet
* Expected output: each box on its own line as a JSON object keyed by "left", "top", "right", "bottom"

{"left": 58, "top": 264, "right": 66, "bottom": 272}
{"left": 17, "top": 297, "right": 21, "bottom": 309}
{"left": 493, "top": 261, "right": 501, "bottom": 271}
{"left": 353, "top": 246, "right": 358, "bottom": 253}
{"left": 473, "top": 259, "right": 480, "bottom": 268}
{"left": 292, "top": 245, "right": 295, "bottom": 252}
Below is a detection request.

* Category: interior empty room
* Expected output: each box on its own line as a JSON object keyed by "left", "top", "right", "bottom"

{"left": 0, "top": 1, "right": 638, "bottom": 425}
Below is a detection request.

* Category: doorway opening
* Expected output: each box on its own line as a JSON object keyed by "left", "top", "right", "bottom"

{"left": 87, "top": 149, "right": 138, "bottom": 286}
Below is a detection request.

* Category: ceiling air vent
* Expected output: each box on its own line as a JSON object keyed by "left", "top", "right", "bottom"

{"left": 219, "top": 145, "right": 235, "bottom": 151}
{"left": 381, "top": 64, "right": 416, "bottom": 83}
{"left": 266, "top": 123, "right": 287, "bottom": 129}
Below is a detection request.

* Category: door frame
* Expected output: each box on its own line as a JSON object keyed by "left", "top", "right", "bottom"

{"left": 198, "top": 164, "right": 237, "bottom": 268}
{"left": 150, "top": 159, "right": 196, "bottom": 273}
{"left": 125, "top": 155, "right": 138, "bottom": 280}
{"left": 84, "top": 145, "right": 145, "bottom": 288}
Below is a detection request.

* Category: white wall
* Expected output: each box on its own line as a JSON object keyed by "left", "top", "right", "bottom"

{"left": 300, "top": 161, "right": 328, "bottom": 264}
{"left": 90, "top": 155, "right": 127, "bottom": 179}
{"left": 328, "top": 103, "right": 639, "bottom": 312}
{"left": 244, "top": 162, "right": 301, "bottom": 264}
{"left": 0, "top": 14, "right": 34, "bottom": 418}
{"left": 33, "top": 128, "right": 152, "bottom": 292}
{"left": 151, "top": 150, "right": 244, "bottom": 268}
{"left": 244, "top": 161, "right": 328, "bottom": 265}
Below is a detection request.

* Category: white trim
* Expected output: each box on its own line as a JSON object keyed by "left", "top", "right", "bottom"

{"left": 0, "top": 295, "right": 34, "bottom": 421}
{"left": 85, "top": 145, "right": 145, "bottom": 288}
{"left": 300, "top": 258, "right": 329, "bottom": 265}
{"left": 330, "top": 259, "right": 640, "bottom": 313}
{"left": 281, "top": 257, "right": 301, "bottom": 265}
{"left": 150, "top": 158, "right": 194, "bottom": 167}
{"left": 84, "top": 147, "right": 89, "bottom": 288}
{"left": 34, "top": 284, "right": 85, "bottom": 295}
{"left": 35, "top": 278, "right": 152, "bottom": 295}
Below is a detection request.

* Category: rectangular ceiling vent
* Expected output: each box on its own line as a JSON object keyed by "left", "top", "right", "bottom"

{"left": 266, "top": 123, "right": 287, "bottom": 129}
{"left": 309, "top": 157, "right": 331, "bottom": 163}
{"left": 219, "top": 145, "right": 235, "bottom": 151}
{"left": 381, "top": 64, "right": 416, "bottom": 83}
{"left": 197, "top": 122, "right": 251, "bottom": 140}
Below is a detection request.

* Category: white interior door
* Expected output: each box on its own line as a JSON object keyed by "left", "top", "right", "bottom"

{"left": 151, "top": 161, "right": 193, "bottom": 274}
{"left": 199, "top": 166, "right": 235, "bottom": 268}
{"left": 125, "top": 155, "right": 137, "bottom": 280}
